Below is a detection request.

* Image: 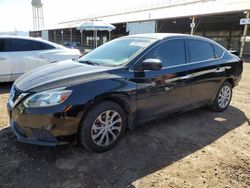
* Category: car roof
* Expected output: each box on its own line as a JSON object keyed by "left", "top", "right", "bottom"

{"left": 123, "top": 33, "right": 219, "bottom": 45}
{"left": 0, "top": 35, "right": 64, "bottom": 49}
{"left": 123, "top": 33, "right": 183, "bottom": 39}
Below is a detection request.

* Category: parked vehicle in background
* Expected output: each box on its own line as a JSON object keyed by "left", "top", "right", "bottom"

{"left": 64, "top": 41, "right": 80, "bottom": 49}
{"left": 7, "top": 33, "right": 243, "bottom": 152}
{"left": 0, "top": 35, "right": 81, "bottom": 82}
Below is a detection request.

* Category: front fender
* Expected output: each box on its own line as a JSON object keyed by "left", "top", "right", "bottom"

{"left": 66, "top": 78, "right": 137, "bottom": 111}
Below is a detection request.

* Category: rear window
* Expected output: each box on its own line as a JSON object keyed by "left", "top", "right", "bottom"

{"left": 41, "top": 43, "right": 55, "bottom": 50}
{"left": 188, "top": 40, "right": 215, "bottom": 62}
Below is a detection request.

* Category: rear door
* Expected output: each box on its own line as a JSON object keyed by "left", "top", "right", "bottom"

{"left": 135, "top": 39, "right": 192, "bottom": 122}
{"left": 0, "top": 38, "right": 11, "bottom": 82}
{"left": 9, "top": 38, "right": 53, "bottom": 80}
{"left": 187, "top": 39, "right": 223, "bottom": 105}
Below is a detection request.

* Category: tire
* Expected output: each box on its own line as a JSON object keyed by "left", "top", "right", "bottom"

{"left": 209, "top": 81, "right": 232, "bottom": 112}
{"left": 79, "top": 100, "right": 126, "bottom": 152}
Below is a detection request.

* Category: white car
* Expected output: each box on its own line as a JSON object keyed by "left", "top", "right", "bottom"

{"left": 0, "top": 35, "right": 81, "bottom": 82}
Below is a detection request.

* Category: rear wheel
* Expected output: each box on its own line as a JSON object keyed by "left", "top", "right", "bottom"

{"left": 79, "top": 101, "right": 126, "bottom": 152}
{"left": 210, "top": 81, "right": 232, "bottom": 112}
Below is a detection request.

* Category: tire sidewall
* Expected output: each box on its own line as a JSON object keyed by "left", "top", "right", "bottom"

{"left": 214, "top": 81, "right": 232, "bottom": 112}
{"left": 79, "top": 101, "right": 126, "bottom": 152}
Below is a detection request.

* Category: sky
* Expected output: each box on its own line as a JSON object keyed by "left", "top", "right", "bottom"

{"left": 0, "top": 0, "right": 148, "bottom": 32}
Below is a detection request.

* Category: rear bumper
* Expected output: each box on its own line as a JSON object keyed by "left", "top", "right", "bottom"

{"left": 234, "top": 74, "right": 242, "bottom": 87}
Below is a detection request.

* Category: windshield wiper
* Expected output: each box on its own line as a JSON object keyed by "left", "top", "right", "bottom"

{"left": 78, "top": 60, "right": 100, "bottom": 66}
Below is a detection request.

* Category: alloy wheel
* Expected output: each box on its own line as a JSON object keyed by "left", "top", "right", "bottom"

{"left": 91, "top": 110, "right": 122, "bottom": 146}
{"left": 218, "top": 85, "right": 231, "bottom": 109}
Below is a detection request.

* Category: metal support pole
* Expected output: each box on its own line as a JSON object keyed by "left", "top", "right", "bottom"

{"left": 109, "top": 31, "right": 111, "bottom": 41}
{"left": 61, "top": 30, "right": 64, "bottom": 45}
{"left": 190, "top": 16, "right": 195, "bottom": 35}
{"left": 37, "top": 8, "right": 39, "bottom": 29}
{"left": 32, "top": 7, "right": 35, "bottom": 30}
{"left": 70, "top": 28, "right": 73, "bottom": 42}
{"left": 93, "top": 30, "right": 98, "bottom": 48}
{"left": 93, "top": 31, "right": 94, "bottom": 48}
{"left": 36, "top": 8, "right": 39, "bottom": 30}
{"left": 93, "top": 30, "right": 94, "bottom": 48}
{"left": 95, "top": 30, "right": 98, "bottom": 48}
{"left": 239, "top": 11, "right": 250, "bottom": 58}
{"left": 155, "top": 20, "right": 158, "bottom": 33}
{"left": 53, "top": 30, "right": 56, "bottom": 43}
{"left": 80, "top": 30, "right": 83, "bottom": 46}
{"left": 41, "top": 8, "right": 45, "bottom": 28}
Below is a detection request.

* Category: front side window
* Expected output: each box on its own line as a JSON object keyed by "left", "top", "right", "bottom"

{"left": 10, "top": 39, "right": 55, "bottom": 51}
{"left": 143, "top": 39, "right": 186, "bottom": 67}
{"left": 79, "top": 37, "right": 156, "bottom": 66}
{"left": 188, "top": 40, "right": 215, "bottom": 62}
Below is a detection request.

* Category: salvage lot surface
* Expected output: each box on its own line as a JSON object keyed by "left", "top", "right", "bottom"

{"left": 0, "top": 64, "right": 249, "bottom": 188}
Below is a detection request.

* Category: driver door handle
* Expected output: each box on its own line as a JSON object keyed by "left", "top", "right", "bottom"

{"left": 180, "top": 74, "right": 192, "bottom": 80}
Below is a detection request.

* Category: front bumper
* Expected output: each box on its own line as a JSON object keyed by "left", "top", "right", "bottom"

{"left": 7, "top": 97, "right": 81, "bottom": 147}
{"left": 10, "top": 119, "right": 59, "bottom": 146}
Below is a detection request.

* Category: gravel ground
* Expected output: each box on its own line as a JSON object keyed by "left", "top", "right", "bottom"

{"left": 0, "top": 64, "right": 249, "bottom": 188}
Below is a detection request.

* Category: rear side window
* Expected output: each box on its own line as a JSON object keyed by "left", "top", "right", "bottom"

{"left": 213, "top": 44, "right": 224, "bottom": 58}
{"left": 41, "top": 43, "right": 55, "bottom": 50}
{"left": 188, "top": 40, "right": 215, "bottom": 62}
{"left": 144, "top": 39, "right": 186, "bottom": 67}
{"left": 0, "top": 39, "right": 6, "bottom": 52}
{"left": 10, "top": 39, "right": 55, "bottom": 52}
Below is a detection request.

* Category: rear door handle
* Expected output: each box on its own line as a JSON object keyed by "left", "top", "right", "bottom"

{"left": 180, "top": 74, "right": 192, "bottom": 80}
{"left": 0, "top": 57, "right": 6, "bottom": 61}
{"left": 215, "top": 68, "right": 224, "bottom": 73}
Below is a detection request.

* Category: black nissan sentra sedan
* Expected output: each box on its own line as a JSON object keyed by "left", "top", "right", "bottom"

{"left": 7, "top": 33, "right": 243, "bottom": 152}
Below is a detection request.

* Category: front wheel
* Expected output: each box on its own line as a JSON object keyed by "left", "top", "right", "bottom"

{"left": 210, "top": 81, "right": 232, "bottom": 112}
{"left": 79, "top": 101, "right": 126, "bottom": 152}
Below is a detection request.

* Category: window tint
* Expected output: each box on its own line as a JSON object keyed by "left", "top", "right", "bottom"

{"left": 144, "top": 39, "right": 186, "bottom": 67}
{"left": 0, "top": 39, "right": 6, "bottom": 52}
{"left": 213, "top": 44, "right": 224, "bottom": 58}
{"left": 10, "top": 39, "right": 55, "bottom": 51}
{"left": 80, "top": 38, "right": 155, "bottom": 66}
{"left": 188, "top": 40, "right": 215, "bottom": 62}
{"left": 41, "top": 43, "right": 55, "bottom": 50}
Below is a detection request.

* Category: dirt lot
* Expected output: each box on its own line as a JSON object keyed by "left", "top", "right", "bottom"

{"left": 0, "top": 64, "right": 249, "bottom": 188}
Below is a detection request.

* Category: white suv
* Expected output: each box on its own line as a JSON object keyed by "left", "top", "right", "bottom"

{"left": 0, "top": 35, "right": 81, "bottom": 82}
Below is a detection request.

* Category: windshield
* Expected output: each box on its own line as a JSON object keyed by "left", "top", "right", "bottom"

{"left": 79, "top": 37, "right": 156, "bottom": 66}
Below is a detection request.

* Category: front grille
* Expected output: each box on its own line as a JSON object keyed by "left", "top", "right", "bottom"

{"left": 13, "top": 123, "right": 27, "bottom": 137}
{"left": 30, "top": 128, "right": 57, "bottom": 142}
{"left": 13, "top": 87, "right": 22, "bottom": 102}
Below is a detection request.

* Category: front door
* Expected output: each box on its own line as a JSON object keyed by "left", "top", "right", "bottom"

{"left": 135, "top": 39, "right": 192, "bottom": 122}
{"left": 9, "top": 38, "right": 49, "bottom": 80}
{"left": 0, "top": 38, "right": 11, "bottom": 82}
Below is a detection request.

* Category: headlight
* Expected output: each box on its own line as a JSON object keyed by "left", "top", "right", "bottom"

{"left": 23, "top": 90, "right": 72, "bottom": 108}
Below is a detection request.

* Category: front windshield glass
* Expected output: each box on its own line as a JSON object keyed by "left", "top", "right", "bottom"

{"left": 79, "top": 37, "right": 156, "bottom": 66}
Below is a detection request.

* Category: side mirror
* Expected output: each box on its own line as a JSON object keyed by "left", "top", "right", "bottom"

{"left": 137, "top": 59, "right": 162, "bottom": 71}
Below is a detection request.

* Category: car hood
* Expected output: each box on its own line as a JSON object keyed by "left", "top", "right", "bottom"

{"left": 15, "top": 60, "right": 120, "bottom": 92}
